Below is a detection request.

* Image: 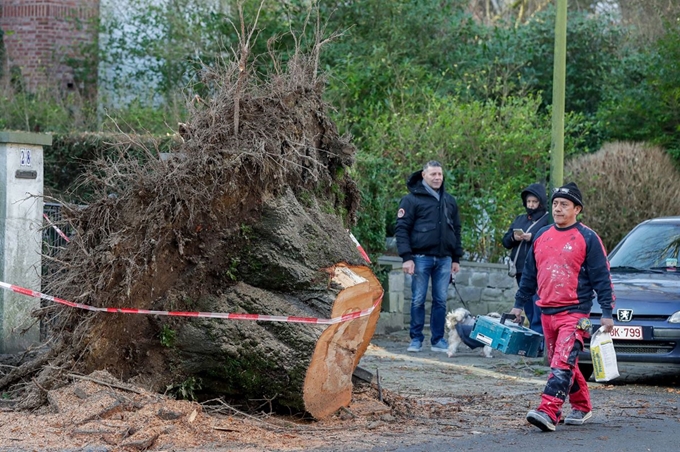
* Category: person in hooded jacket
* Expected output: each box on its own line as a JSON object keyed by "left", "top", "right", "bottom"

{"left": 395, "top": 161, "right": 463, "bottom": 353}
{"left": 502, "top": 183, "right": 550, "bottom": 336}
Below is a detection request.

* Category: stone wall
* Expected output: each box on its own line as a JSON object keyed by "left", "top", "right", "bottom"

{"left": 375, "top": 255, "right": 518, "bottom": 334}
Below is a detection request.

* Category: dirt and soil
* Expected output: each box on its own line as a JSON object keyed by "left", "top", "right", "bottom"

{"left": 0, "top": 330, "right": 555, "bottom": 451}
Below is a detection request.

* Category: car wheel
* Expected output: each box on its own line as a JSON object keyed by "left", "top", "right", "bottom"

{"left": 578, "top": 362, "right": 593, "bottom": 381}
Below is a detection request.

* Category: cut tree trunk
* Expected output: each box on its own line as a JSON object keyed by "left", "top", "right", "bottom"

{"left": 303, "top": 264, "right": 383, "bottom": 419}
{"left": 131, "top": 190, "right": 385, "bottom": 419}
{"left": 165, "top": 264, "right": 382, "bottom": 420}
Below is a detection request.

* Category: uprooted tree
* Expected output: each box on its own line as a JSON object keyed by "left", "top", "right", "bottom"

{"left": 0, "top": 16, "right": 383, "bottom": 420}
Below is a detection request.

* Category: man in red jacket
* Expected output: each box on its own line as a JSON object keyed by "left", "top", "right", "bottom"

{"left": 510, "top": 182, "right": 615, "bottom": 432}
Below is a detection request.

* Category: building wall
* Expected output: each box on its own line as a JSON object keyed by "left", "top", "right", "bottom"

{"left": 0, "top": 0, "right": 99, "bottom": 93}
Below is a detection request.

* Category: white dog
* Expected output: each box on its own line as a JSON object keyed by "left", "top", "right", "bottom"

{"left": 445, "top": 308, "right": 500, "bottom": 358}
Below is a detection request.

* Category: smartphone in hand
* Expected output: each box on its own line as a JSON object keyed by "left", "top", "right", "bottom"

{"left": 513, "top": 228, "right": 525, "bottom": 234}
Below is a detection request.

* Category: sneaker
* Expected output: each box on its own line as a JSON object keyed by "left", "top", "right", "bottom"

{"left": 564, "top": 410, "right": 592, "bottom": 425}
{"left": 407, "top": 339, "right": 422, "bottom": 352}
{"left": 526, "top": 409, "right": 556, "bottom": 432}
{"left": 430, "top": 338, "right": 448, "bottom": 353}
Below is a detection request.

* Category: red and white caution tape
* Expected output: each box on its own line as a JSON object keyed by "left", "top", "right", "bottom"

{"left": 349, "top": 231, "right": 371, "bottom": 264}
{"left": 0, "top": 281, "right": 382, "bottom": 325}
{"left": 43, "top": 213, "right": 70, "bottom": 243}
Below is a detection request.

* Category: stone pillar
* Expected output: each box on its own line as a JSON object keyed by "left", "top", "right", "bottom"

{"left": 0, "top": 131, "right": 50, "bottom": 353}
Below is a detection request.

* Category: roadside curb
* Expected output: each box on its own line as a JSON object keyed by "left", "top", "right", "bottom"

{"left": 364, "top": 342, "right": 548, "bottom": 386}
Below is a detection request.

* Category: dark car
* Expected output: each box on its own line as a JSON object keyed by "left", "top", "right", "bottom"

{"left": 578, "top": 217, "right": 680, "bottom": 381}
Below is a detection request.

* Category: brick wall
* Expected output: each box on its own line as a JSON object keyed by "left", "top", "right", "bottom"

{"left": 0, "top": 0, "right": 100, "bottom": 93}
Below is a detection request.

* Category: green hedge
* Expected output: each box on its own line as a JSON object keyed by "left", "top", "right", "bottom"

{"left": 350, "top": 94, "right": 589, "bottom": 263}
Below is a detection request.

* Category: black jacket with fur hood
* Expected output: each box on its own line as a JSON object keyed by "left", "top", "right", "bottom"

{"left": 395, "top": 170, "right": 463, "bottom": 263}
{"left": 502, "top": 183, "right": 550, "bottom": 273}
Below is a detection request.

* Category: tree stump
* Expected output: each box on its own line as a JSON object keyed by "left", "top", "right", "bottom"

{"left": 5, "top": 34, "right": 383, "bottom": 419}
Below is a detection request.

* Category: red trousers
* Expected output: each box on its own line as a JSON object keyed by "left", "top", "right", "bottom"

{"left": 537, "top": 311, "right": 592, "bottom": 422}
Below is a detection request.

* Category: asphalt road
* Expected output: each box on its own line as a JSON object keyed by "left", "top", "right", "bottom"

{"left": 379, "top": 419, "right": 680, "bottom": 452}
{"left": 370, "top": 386, "right": 680, "bottom": 452}
{"left": 346, "top": 330, "right": 680, "bottom": 452}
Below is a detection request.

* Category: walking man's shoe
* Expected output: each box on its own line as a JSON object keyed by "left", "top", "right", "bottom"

{"left": 564, "top": 410, "right": 592, "bottom": 425}
{"left": 527, "top": 409, "right": 556, "bottom": 432}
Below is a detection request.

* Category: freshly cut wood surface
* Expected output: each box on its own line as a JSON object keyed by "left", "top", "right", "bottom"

{"left": 304, "top": 265, "right": 383, "bottom": 419}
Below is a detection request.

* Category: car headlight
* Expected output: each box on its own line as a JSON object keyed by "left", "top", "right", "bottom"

{"left": 670, "top": 312, "right": 680, "bottom": 323}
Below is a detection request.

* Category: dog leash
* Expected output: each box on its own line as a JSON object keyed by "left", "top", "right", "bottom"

{"left": 449, "top": 273, "right": 469, "bottom": 311}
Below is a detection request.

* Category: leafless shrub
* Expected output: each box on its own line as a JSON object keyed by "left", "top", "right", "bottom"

{"left": 566, "top": 141, "right": 680, "bottom": 251}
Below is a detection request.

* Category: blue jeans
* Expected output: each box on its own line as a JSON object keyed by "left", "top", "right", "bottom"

{"left": 410, "top": 255, "right": 452, "bottom": 345}
{"left": 515, "top": 273, "right": 543, "bottom": 335}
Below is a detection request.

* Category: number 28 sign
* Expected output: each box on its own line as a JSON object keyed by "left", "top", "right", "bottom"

{"left": 20, "top": 149, "right": 32, "bottom": 166}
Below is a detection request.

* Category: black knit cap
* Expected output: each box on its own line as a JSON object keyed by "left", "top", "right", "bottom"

{"left": 551, "top": 182, "right": 584, "bottom": 208}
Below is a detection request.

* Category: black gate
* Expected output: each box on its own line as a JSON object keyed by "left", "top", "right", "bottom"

{"left": 42, "top": 202, "right": 70, "bottom": 256}
{"left": 41, "top": 202, "right": 71, "bottom": 339}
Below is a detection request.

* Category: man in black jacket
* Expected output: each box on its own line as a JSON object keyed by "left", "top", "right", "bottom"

{"left": 395, "top": 161, "right": 463, "bottom": 353}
